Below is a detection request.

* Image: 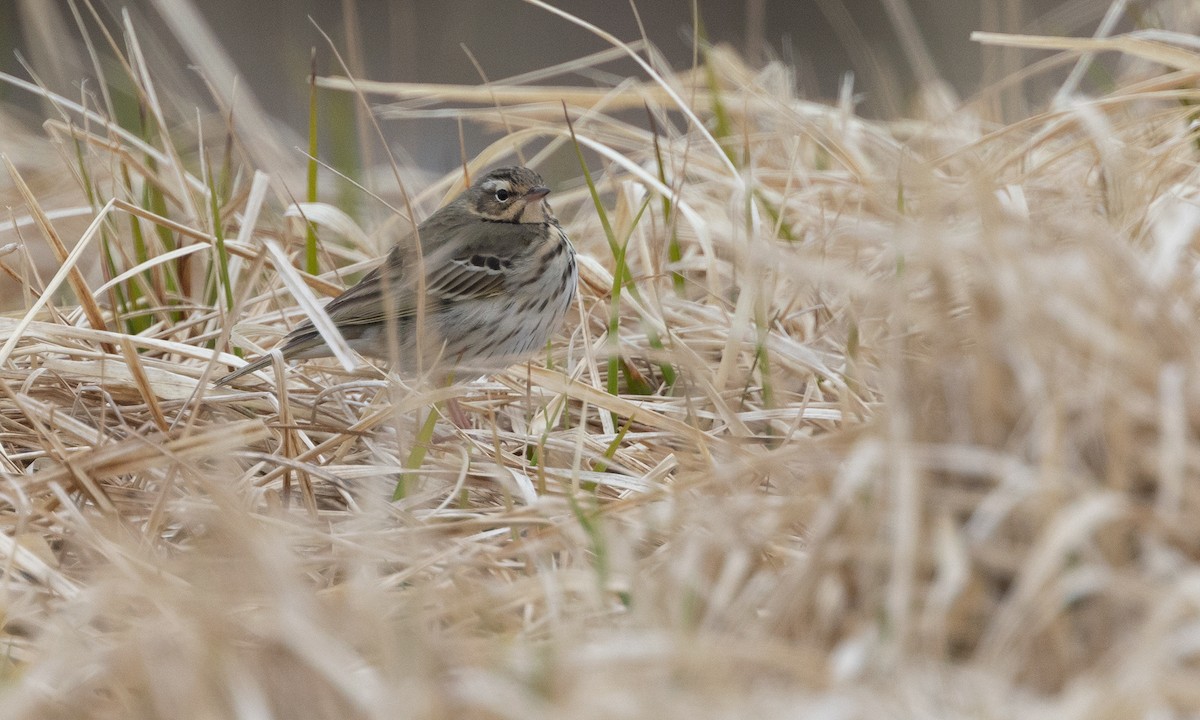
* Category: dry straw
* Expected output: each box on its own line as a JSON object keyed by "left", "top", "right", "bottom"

{"left": 0, "top": 1, "right": 1199, "bottom": 718}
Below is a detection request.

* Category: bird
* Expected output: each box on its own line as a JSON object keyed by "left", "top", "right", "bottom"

{"left": 215, "top": 166, "right": 577, "bottom": 386}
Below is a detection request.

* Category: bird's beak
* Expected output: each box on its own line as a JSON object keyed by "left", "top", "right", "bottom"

{"left": 526, "top": 186, "right": 551, "bottom": 202}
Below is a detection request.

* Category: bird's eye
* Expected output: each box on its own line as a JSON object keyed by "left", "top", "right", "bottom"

{"left": 494, "top": 189, "right": 510, "bottom": 202}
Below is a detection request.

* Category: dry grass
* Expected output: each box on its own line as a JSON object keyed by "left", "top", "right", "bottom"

{"left": 1, "top": 2, "right": 1200, "bottom": 718}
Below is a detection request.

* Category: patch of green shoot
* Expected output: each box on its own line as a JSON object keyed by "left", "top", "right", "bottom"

{"left": 305, "top": 50, "right": 320, "bottom": 276}
{"left": 140, "top": 161, "right": 183, "bottom": 321}
{"left": 591, "top": 415, "right": 633, "bottom": 473}
{"left": 393, "top": 403, "right": 440, "bottom": 501}
{"left": 844, "top": 320, "right": 863, "bottom": 411}
{"left": 619, "top": 357, "right": 654, "bottom": 396}
{"left": 73, "top": 131, "right": 142, "bottom": 336}
{"left": 814, "top": 146, "right": 831, "bottom": 172}
{"left": 206, "top": 159, "right": 234, "bottom": 314}
{"left": 755, "top": 321, "right": 775, "bottom": 409}
{"left": 566, "top": 491, "right": 629, "bottom": 608}
{"left": 607, "top": 230, "right": 630, "bottom": 397}
{"left": 645, "top": 105, "right": 685, "bottom": 294}
{"left": 326, "top": 87, "right": 362, "bottom": 219}
{"left": 563, "top": 107, "right": 631, "bottom": 396}
{"left": 700, "top": 41, "right": 738, "bottom": 168}
{"left": 754, "top": 189, "right": 796, "bottom": 242}
{"left": 563, "top": 104, "right": 677, "bottom": 391}
{"left": 742, "top": 182, "right": 776, "bottom": 413}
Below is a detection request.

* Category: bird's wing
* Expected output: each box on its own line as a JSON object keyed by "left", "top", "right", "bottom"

{"left": 424, "top": 252, "right": 512, "bottom": 302}
{"left": 318, "top": 222, "right": 522, "bottom": 328}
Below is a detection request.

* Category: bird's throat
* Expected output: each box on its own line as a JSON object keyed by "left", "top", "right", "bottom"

{"left": 519, "top": 201, "right": 551, "bottom": 224}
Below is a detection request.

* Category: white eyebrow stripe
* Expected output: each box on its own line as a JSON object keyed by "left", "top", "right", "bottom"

{"left": 481, "top": 179, "right": 512, "bottom": 193}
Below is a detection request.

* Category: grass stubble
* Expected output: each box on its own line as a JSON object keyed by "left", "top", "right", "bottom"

{"left": 0, "top": 1, "right": 1199, "bottom": 717}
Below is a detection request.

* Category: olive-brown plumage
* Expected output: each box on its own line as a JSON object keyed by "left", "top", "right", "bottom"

{"left": 216, "top": 167, "right": 576, "bottom": 385}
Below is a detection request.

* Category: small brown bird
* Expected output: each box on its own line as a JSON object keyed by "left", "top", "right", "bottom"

{"left": 216, "top": 166, "right": 577, "bottom": 386}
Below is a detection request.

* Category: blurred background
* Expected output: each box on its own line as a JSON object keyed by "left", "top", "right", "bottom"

{"left": 0, "top": 0, "right": 1148, "bottom": 174}
{"left": 2, "top": 0, "right": 1180, "bottom": 309}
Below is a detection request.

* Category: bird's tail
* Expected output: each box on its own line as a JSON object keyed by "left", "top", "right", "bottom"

{"left": 213, "top": 352, "right": 279, "bottom": 386}
{"left": 213, "top": 328, "right": 328, "bottom": 386}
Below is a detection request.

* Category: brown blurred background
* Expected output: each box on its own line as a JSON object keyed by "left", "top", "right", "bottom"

{"left": 0, "top": 0, "right": 1142, "bottom": 174}
{"left": 0, "top": 0, "right": 1182, "bottom": 311}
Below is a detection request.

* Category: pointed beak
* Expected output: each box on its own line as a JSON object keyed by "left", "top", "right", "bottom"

{"left": 526, "top": 186, "right": 551, "bottom": 202}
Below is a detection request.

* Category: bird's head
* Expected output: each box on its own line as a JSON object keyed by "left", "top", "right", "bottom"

{"left": 467, "top": 166, "right": 553, "bottom": 224}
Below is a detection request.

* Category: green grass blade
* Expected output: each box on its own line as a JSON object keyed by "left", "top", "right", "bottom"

{"left": 305, "top": 50, "right": 320, "bottom": 276}
{"left": 591, "top": 415, "right": 633, "bottom": 473}
{"left": 645, "top": 104, "right": 685, "bottom": 295}
{"left": 565, "top": 104, "right": 676, "bottom": 391}
{"left": 394, "top": 403, "right": 440, "bottom": 500}
{"left": 204, "top": 160, "right": 233, "bottom": 314}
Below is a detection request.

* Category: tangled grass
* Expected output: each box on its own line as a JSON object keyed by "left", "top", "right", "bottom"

{"left": 1, "top": 2, "right": 1200, "bottom": 718}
